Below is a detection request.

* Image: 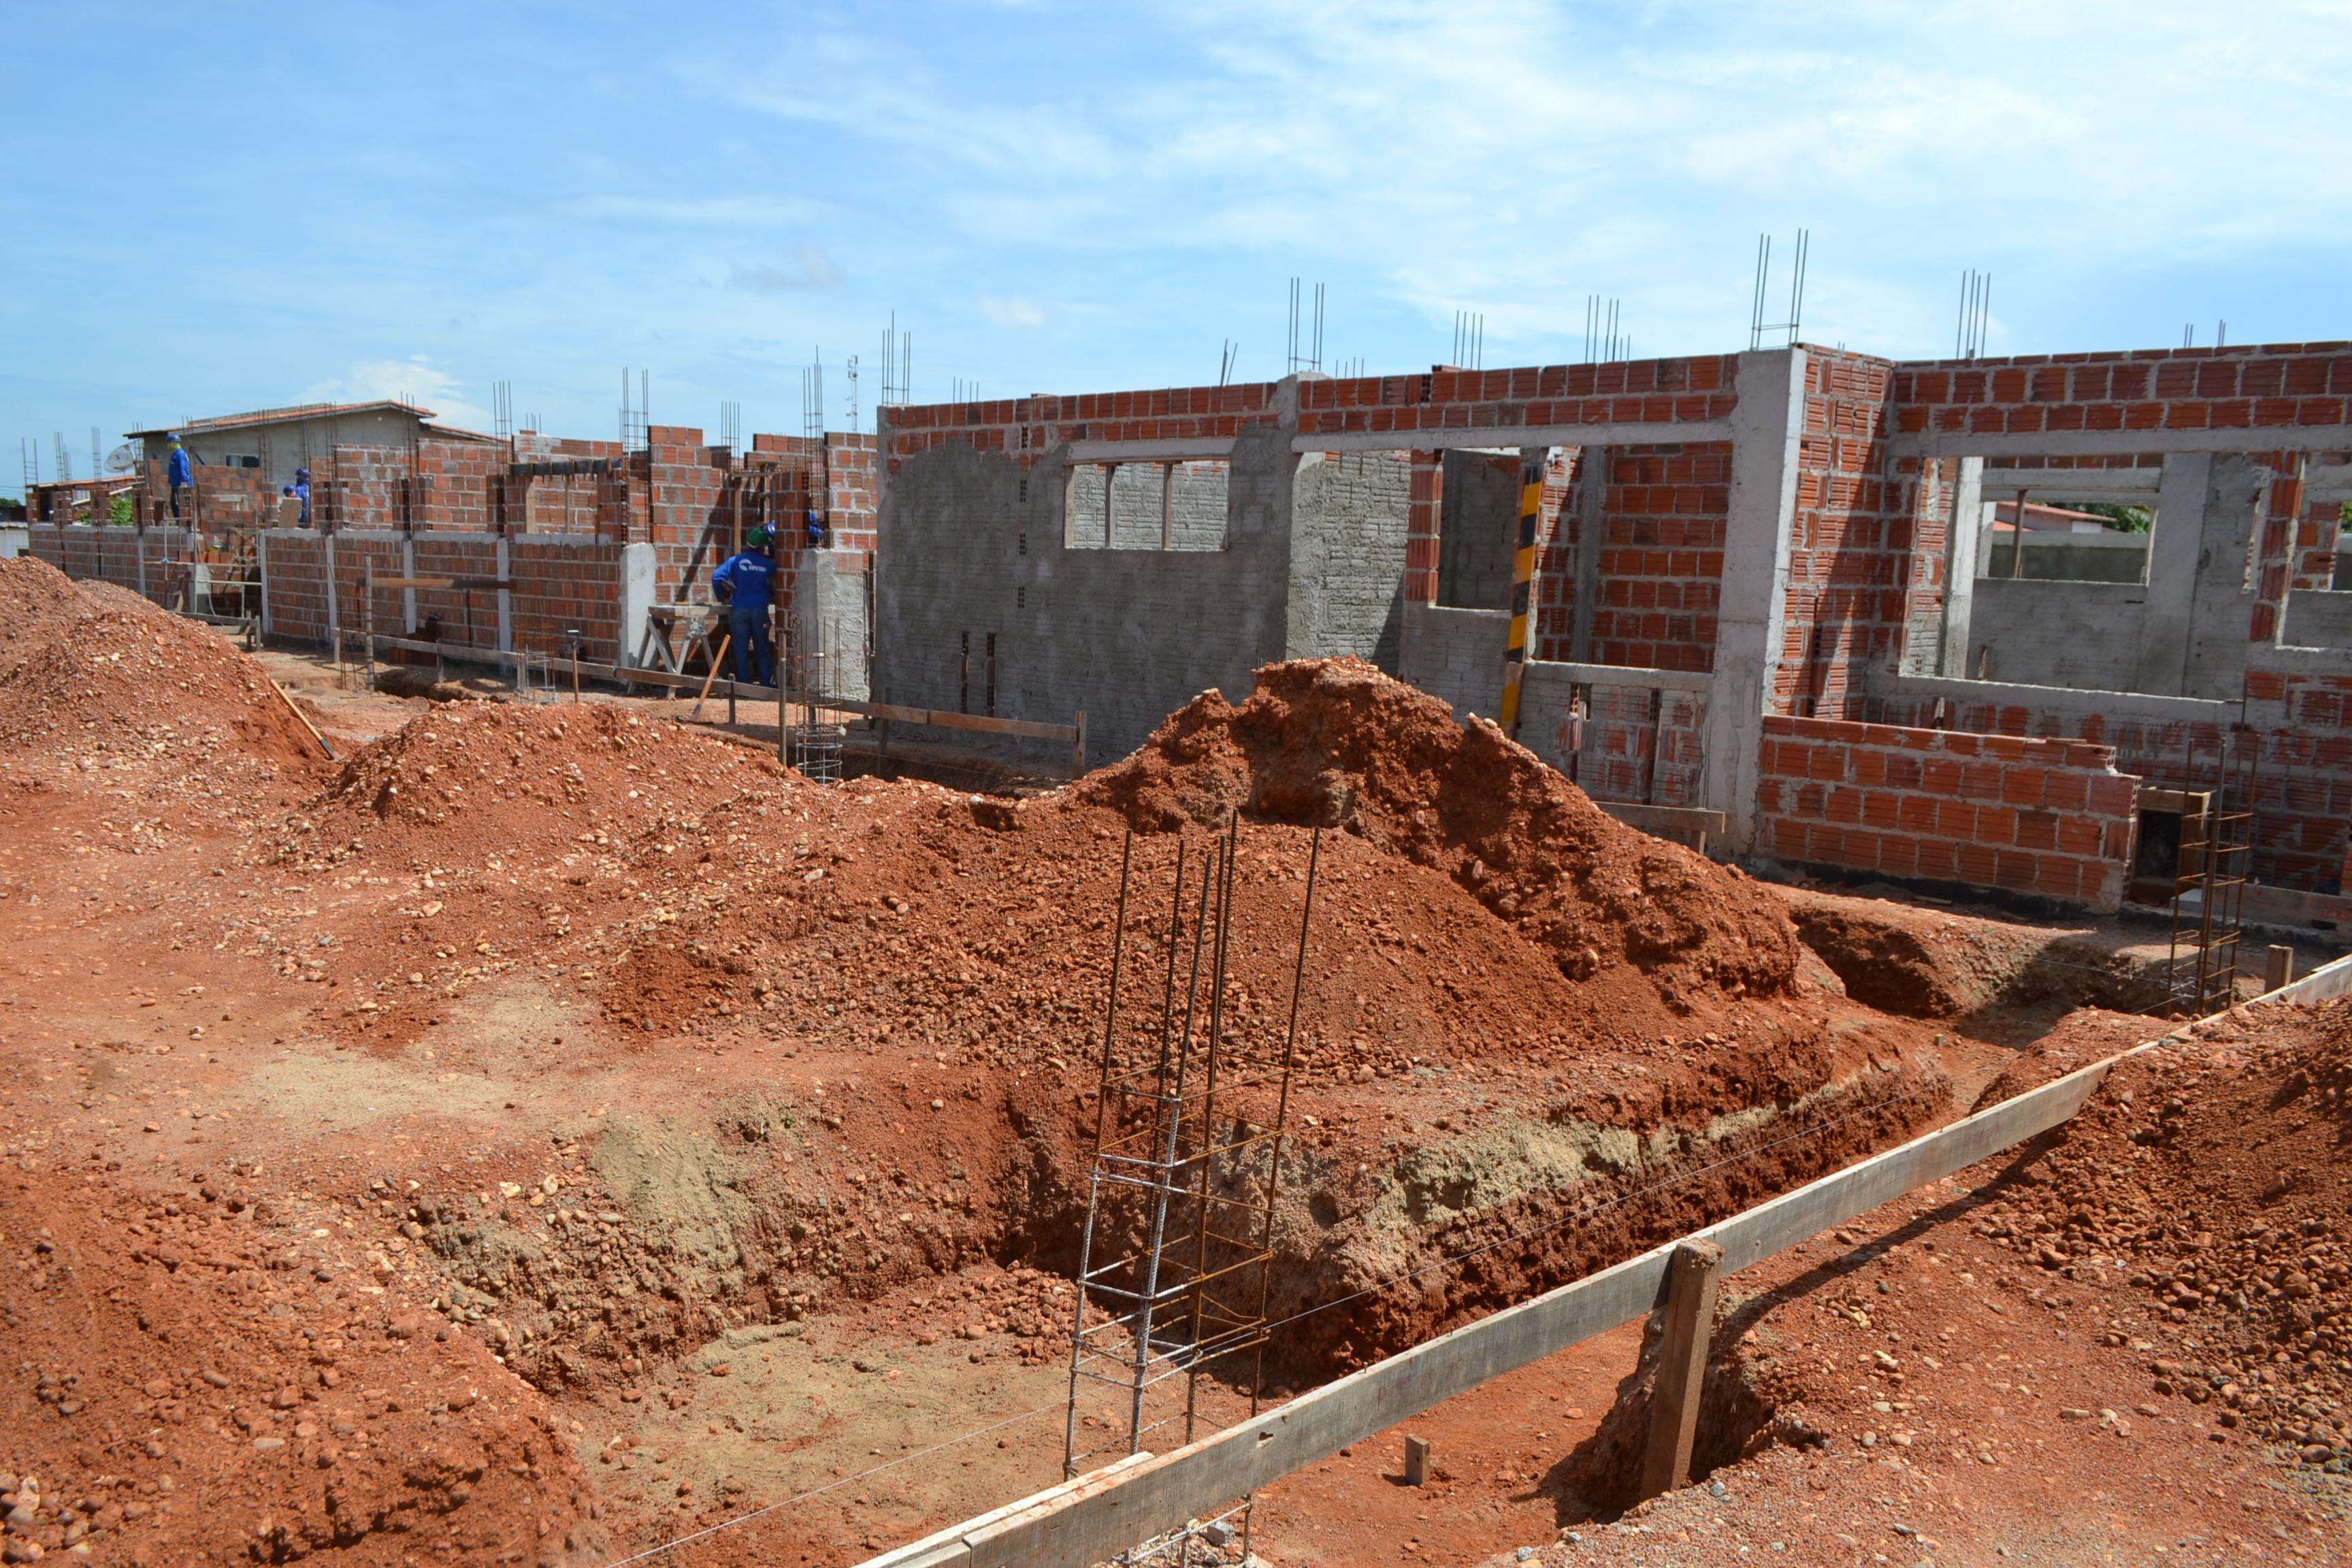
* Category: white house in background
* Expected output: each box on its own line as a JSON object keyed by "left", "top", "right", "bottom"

{"left": 127, "top": 402, "right": 497, "bottom": 491}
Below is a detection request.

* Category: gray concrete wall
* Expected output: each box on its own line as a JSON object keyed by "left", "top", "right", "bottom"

{"left": 1984, "top": 531, "right": 2149, "bottom": 583}
{"left": 1399, "top": 600, "right": 1507, "bottom": 721}
{"left": 1064, "top": 460, "right": 1230, "bottom": 551}
{"left": 2283, "top": 589, "right": 2352, "bottom": 649}
{"left": 1287, "top": 449, "right": 1409, "bottom": 673}
{"left": 1436, "top": 448, "right": 1519, "bottom": 609}
{"left": 874, "top": 421, "right": 1301, "bottom": 762}
{"left": 1965, "top": 579, "right": 2152, "bottom": 689}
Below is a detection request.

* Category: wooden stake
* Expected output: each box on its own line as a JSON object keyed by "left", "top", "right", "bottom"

{"left": 690, "top": 634, "right": 732, "bottom": 720}
{"left": 2268, "top": 945, "right": 2294, "bottom": 994}
{"left": 1639, "top": 1239, "right": 1725, "bottom": 1500}
{"left": 1403, "top": 1435, "right": 1431, "bottom": 1488}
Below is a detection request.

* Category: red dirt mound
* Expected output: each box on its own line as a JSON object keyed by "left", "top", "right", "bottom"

{"left": 0, "top": 1164, "right": 600, "bottom": 1567}
{"left": 1079, "top": 657, "right": 1803, "bottom": 1003}
{"left": 0, "top": 556, "right": 321, "bottom": 776}
{"left": 289, "top": 702, "right": 794, "bottom": 866}
{"left": 1968, "top": 994, "right": 2352, "bottom": 1473}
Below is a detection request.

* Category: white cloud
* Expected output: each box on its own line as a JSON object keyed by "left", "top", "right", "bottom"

{"left": 979, "top": 293, "right": 1048, "bottom": 329}
{"left": 728, "top": 244, "right": 847, "bottom": 293}
{"left": 303, "top": 356, "right": 489, "bottom": 430}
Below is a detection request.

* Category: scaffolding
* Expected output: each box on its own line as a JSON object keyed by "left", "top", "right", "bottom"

{"left": 1064, "top": 817, "right": 1322, "bottom": 1565}
{"left": 2160, "top": 727, "right": 2258, "bottom": 1017}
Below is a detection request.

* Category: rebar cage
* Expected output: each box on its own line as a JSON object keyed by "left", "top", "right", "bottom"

{"left": 2163, "top": 725, "right": 2258, "bottom": 1017}
{"left": 1063, "top": 817, "right": 1322, "bottom": 1564}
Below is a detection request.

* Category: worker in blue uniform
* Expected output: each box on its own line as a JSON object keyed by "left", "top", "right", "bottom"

{"left": 710, "top": 524, "right": 778, "bottom": 687}
{"left": 165, "top": 435, "right": 192, "bottom": 520}
{"left": 293, "top": 467, "right": 312, "bottom": 526}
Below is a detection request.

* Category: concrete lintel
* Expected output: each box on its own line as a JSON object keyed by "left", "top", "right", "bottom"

{"left": 1893, "top": 428, "right": 2352, "bottom": 461}
{"left": 1535, "top": 659, "right": 1713, "bottom": 693}
{"left": 1976, "top": 467, "right": 2163, "bottom": 500}
{"left": 1293, "top": 421, "right": 1731, "bottom": 455}
{"left": 1868, "top": 666, "right": 2228, "bottom": 725}
{"left": 1065, "top": 438, "right": 1235, "bottom": 463}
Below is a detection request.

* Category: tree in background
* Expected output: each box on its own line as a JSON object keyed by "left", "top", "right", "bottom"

{"left": 2048, "top": 500, "right": 2153, "bottom": 533}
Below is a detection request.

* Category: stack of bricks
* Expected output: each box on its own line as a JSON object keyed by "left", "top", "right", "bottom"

{"left": 1754, "top": 714, "right": 2140, "bottom": 910}
{"left": 1573, "top": 684, "right": 1707, "bottom": 806}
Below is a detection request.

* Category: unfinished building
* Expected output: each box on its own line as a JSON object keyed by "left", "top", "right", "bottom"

{"left": 877, "top": 342, "right": 2352, "bottom": 918}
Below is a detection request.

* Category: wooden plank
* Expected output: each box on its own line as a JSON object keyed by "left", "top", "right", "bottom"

{"left": 366, "top": 575, "right": 511, "bottom": 591}
{"left": 913, "top": 708, "right": 1075, "bottom": 743}
{"left": 1638, "top": 1241, "right": 1724, "bottom": 1499}
{"left": 1597, "top": 802, "right": 1729, "bottom": 836}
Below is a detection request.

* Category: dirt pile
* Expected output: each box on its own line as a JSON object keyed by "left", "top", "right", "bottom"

{"left": 1080, "top": 658, "right": 1803, "bottom": 1005}
{"left": 0, "top": 557, "right": 321, "bottom": 775}
{"left": 290, "top": 701, "right": 792, "bottom": 867}
{"left": 1963, "top": 994, "right": 2352, "bottom": 1472}
{"left": 0, "top": 1164, "right": 599, "bottom": 1567}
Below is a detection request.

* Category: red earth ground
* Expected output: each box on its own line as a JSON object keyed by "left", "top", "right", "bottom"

{"left": 0, "top": 557, "right": 2337, "bottom": 1568}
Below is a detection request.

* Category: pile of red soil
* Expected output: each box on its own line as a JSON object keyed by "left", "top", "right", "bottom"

{"left": 1968, "top": 994, "right": 2352, "bottom": 1471}
{"left": 0, "top": 557, "right": 321, "bottom": 776}
{"left": 1079, "top": 658, "right": 1803, "bottom": 1004}
{"left": 287, "top": 701, "right": 791, "bottom": 867}
{"left": 0, "top": 1164, "right": 598, "bottom": 1567}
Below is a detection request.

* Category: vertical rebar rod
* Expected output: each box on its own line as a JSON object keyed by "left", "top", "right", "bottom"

{"left": 1130, "top": 846, "right": 1217, "bottom": 1452}
{"left": 1181, "top": 810, "right": 1241, "bottom": 1444}
{"left": 1066, "top": 829, "right": 1137, "bottom": 1475}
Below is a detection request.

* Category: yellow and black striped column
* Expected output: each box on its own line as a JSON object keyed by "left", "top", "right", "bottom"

{"left": 1499, "top": 450, "right": 1543, "bottom": 733}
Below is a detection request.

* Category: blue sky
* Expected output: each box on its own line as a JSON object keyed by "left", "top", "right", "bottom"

{"left": 7, "top": 1, "right": 2349, "bottom": 494}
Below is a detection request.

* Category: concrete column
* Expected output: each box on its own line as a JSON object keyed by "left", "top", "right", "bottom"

{"left": 2132, "top": 453, "right": 2211, "bottom": 695}
{"left": 2181, "top": 455, "right": 2268, "bottom": 700}
{"left": 618, "top": 542, "right": 655, "bottom": 668}
{"left": 1567, "top": 446, "right": 1608, "bottom": 665}
{"left": 400, "top": 536, "right": 418, "bottom": 633}
{"left": 1702, "top": 348, "right": 1808, "bottom": 855}
{"left": 257, "top": 532, "right": 272, "bottom": 637}
{"left": 324, "top": 532, "right": 340, "bottom": 649}
{"left": 495, "top": 534, "right": 514, "bottom": 653}
{"left": 1936, "top": 456, "right": 1983, "bottom": 677}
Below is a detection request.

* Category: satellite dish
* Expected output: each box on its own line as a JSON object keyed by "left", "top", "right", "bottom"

{"left": 104, "top": 443, "right": 137, "bottom": 474}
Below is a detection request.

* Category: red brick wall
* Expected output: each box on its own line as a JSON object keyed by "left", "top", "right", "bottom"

{"left": 1586, "top": 442, "right": 1733, "bottom": 672}
{"left": 261, "top": 532, "right": 330, "bottom": 642}
{"left": 1754, "top": 715, "right": 2140, "bottom": 911}
{"left": 1777, "top": 350, "right": 1948, "bottom": 715}
{"left": 1891, "top": 342, "right": 2352, "bottom": 443}
{"left": 881, "top": 357, "right": 1740, "bottom": 474}
{"left": 2243, "top": 665, "right": 2352, "bottom": 894}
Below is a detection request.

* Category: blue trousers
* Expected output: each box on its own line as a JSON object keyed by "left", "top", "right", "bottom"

{"left": 729, "top": 605, "right": 772, "bottom": 686}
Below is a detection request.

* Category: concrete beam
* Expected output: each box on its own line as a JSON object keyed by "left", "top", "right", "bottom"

{"left": 1294, "top": 421, "right": 1731, "bottom": 456}
{"left": 1535, "top": 659, "right": 1712, "bottom": 693}
{"left": 1892, "top": 429, "right": 2352, "bottom": 461}
{"left": 1066, "top": 438, "right": 1236, "bottom": 463}
{"left": 1701, "top": 349, "right": 1807, "bottom": 854}
{"left": 1976, "top": 466, "right": 2164, "bottom": 500}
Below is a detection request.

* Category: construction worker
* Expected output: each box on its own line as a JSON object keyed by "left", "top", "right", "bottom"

{"left": 293, "top": 466, "right": 312, "bottom": 526}
{"left": 711, "top": 524, "right": 777, "bottom": 687}
{"left": 165, "top": 434, "right": 191, "bottom": 520}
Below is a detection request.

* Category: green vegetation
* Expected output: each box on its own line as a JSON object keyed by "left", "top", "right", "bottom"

{"left": 110, "top": 493, "right": 135, "bottom": 526}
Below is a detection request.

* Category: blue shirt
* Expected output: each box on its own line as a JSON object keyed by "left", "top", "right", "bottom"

{"left": 167, "top": 448, "right": 191, "bottom": 486}
{"left": 713, "top": 550, "right": 777, "bottom": 612}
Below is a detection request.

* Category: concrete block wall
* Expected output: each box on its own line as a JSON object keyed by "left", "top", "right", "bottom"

{"left": 1290, "top": 450, "right": 1410, "bottom": 670}
{"left": 1435, "top": 451, "right": 1520, "bottom": 609}
{"left": 1066, "top": 460, "right": 1231, "bottom": 551}
{"left": 1754, "top": 715, "right": 2140, "bottom": 911}
{"left": 1399, "top": 602, "right": 1505, "bottom": 721}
